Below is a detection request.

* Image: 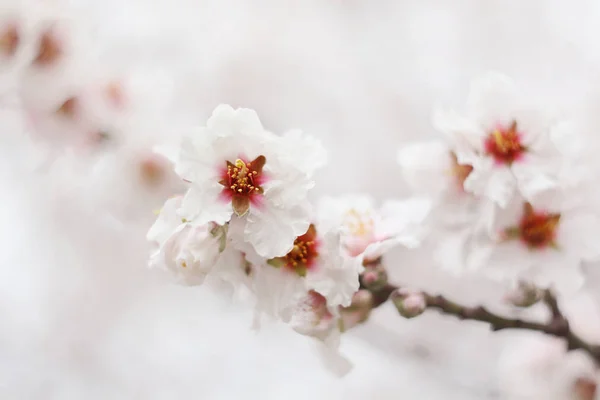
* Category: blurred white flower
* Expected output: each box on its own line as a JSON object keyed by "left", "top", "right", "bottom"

{"left": 433, "top": 71, "right": 566, "bottom": 208}
{"left": 498, "top": 293, "right": 600, "bottom": 400}
{"left": 175, "top": 104, "right": 326, "bottom": 259}
{"left": 317, "top": 194, "right": 431, "bottom": 262}
{"left": 498, "top": 335, "right": 597, "bottom": 400}
{"left": 398, "top": 139, "right": 495, "bottom": 273}
{"left": 479, "top": 182, "right": 600, "bottom": 292}
{"left": 147, "top": 196, "right": 244, "bottom": 286}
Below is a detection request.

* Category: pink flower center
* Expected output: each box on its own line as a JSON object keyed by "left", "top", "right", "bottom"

{"left": 484, "top": 121, "right": 527, "bottom": 165}
{"left": 218, "top": 155, "right": 265, "bottom": 216}
{"left": 505, "top": 203, "right": 560, "bottom": 249}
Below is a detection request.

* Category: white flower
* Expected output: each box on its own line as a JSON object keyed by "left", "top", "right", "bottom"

{"left": 245, "top": 223, "right": 362, "bottom": 323}
{"left": 147, "top": 196, "right": 244, "bottom": 286}
{"left": 433, "top": 71, "right": 566, "bottom": 208}
{"left": 303, "top": 226, "right": 363, "bottom": 307}
{"left": 398, "top": 139, "right": 496, "bottom": 273}
{"left": 498, "top": 335, "right": 597, "bottom": 400}
{"left": 175, "top": 104, "right": 326, "bottom": 259}
{"left": 477, "top": 181, "right": 600, "bottom": 293}
{"left": 317, "top": 194, "right": 431, "bottom": 262}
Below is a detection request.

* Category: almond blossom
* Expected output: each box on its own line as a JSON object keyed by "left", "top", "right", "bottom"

{"left": 476, "top": 180, "right": 600, "bottom": 293}
{"left": 433, "top": 71, "right": 567, "bottom": 208}
{"left": 316, "top": 194, "right": 431, "bottom": 263}
{"left": 238, "top": 222, "right": 362, "bottom": 323}
{"left": 397, "top": 139, "right": 495, "bottom": 273}
{"left": 175, "top": 104, "right": 326, "bottom": 259}
{"left": 147, "top": 196, "right": 245, "bottom": 287}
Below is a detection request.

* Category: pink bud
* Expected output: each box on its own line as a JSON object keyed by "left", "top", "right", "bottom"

{"left": 362, "top": 271, "right": 378, "bottom": 285}
{"left": 392, "top": 288, "right": 426, "bottom": 319}
{"left": 351, "top": 290, "right": 373, "bottom": 308}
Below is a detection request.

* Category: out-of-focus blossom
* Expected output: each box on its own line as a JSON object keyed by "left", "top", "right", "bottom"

{"left": 433, "top": 71, "right": 568, "bottom": 208}
{"left": 479, "top": 181, "right": 600, "bottom": 293}
{"left": 317, "top": 194, "right": 431, "bottom": 263}
{"left": 498, "top": 293, "right": 600, "bottom": 399}
{"left": 398, "top": 139, "right": 495, "bottom": 273}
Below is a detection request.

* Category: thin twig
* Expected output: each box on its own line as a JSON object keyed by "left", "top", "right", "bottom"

{"left": 367, "top": 282, "right": 600, "bottom": 366}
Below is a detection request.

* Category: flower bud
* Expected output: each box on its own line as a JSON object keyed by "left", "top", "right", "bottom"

{"left": 360, "top": 264, "right": 387, "bottom": 291}
{"left": 391, "top": 288, "right": 426, "bottom": 319}
{"left": 338, "top": 290, "right": 374, "bottom": 332}
{"left": 351, "top": 289, "right": 373, "bottom": 309}
{"left": 504, "top": 281, "right": 543, "bottom": 308}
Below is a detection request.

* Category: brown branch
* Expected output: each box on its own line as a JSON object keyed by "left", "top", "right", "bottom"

{"left": 367, "top": 282, "right": 600, "bottom": 366}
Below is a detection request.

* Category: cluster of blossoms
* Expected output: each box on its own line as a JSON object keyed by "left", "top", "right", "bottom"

{"left": 147, "top": 105, "right": 432, "bottom": 367}
{"left": 0, "top": 9, "right": 185, "bottom": 219}
{"left": 398, "top": 72, "right": 600, "bottom": 294}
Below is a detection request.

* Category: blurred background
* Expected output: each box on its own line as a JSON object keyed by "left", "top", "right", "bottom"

{"left": 2, "top": 0, "right": 600, "bottom": 398}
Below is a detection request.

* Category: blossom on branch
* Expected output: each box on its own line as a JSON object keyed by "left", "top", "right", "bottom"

{"left": 433, "top": 71, "right": 568, "bottom": 208}
{"left": 398, "top": 139, "right": 495, "bottom": 272}
{"left": 316, "top": 194, "right": 431, "bottom": 263}
{"left": 175, "top": 104, "right": 326, "bottom": 259}
{"left": 147, "top": 196, "right": 245, "bottom": 286}
{"left": 481, "top": 181, "right": 600, "bottom": 293}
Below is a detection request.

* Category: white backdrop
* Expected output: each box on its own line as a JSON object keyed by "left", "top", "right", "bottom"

{"left": 2, "top": 0, "right": 600, "bottom": 398}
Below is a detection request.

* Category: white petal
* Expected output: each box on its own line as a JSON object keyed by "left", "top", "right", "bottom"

{"left": 464, "top": 158, "right": 516, "bottom": 208}
{"left": 316, "top": 194, "right": 375, "bottom": 234}
{"left": 433, "top": 229, "right": 471, "bottom": 273}
{"left": 174, "top": 132, "right": 218, "bottom": 182}
{"left": 378, "top": 197, "right": 432, "bottom": 249}
{"left": 558, "top": 212, "right": 600, "bottom": 262}
{"left": 206, "top": 104, "right": 265, "bottom": 137}
{"left": 525, "top": 261, "right": 584, "bottom": 295}
{"left": 313, "top": 337, "right": 353, "bottom": 377}
{"left": 512, "top": 155, "right": 559, "bottom": 202}
{"left": 466, "top": 71, "right": 521, "bottom": 129}
{"left": 482, "top": 241, "right": 535, "bottom": 282}
{"left": 243, "top": 203, "right": 311, "bottom": 258}
{"left": 252, "top": 264, "right": 306, "bottom": 321}
{"left": 211, "top": 245, "right": 248, "bottom": 287}
{"left": 146, "top": 196, "right": 184, "bottom": 245}
{"left": 263, "top": 168, "right": 314, "bottom": 210}
{"left": 179, "top": 185, "right": 232, "bottom": 226}
{"left": 280, "top": 129, "right": 328, "bottom": 176}
{"left": 306, "top": 232, "right": 361, "bottom": 308}
{"left": 432, "top": 107, "right": 485, "bottom": 153}
{"left": 362, "top": 238, "right": 400, "bottom": 261}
